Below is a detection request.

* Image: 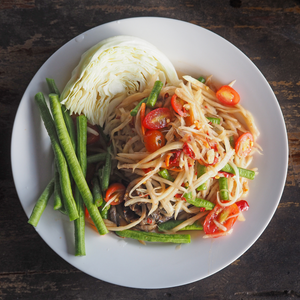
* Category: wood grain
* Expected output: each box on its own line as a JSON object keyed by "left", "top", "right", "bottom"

{"left": 1, "top": 0, "right": 300, "bottom": 299}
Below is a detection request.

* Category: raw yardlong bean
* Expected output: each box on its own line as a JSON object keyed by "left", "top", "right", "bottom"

{"left": 92, "top": 177, "right": 103, "bottom": 207}
{"left": 46, "top": 78, "right": 76, "bottom": 152}
{"left": 28, "top": 179, "right": 54, "bottom": 227}
{"left": 74, "top": 115, "right": 87, "bottom": 256}
{"left": 49, "top": 94, "right": 108, "bottom": 235}
{"left": 35, "top": 92, "right": 78, "bottom": 221}
{"left": 116, "top": 229, "right": 191, "bottom": 244}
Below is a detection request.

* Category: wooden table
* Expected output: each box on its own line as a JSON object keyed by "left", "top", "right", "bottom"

{"left": 1, "top": 0, "right": 299, "bottom": 299}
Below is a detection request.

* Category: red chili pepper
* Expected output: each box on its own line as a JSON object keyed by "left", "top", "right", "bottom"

{"left": 147, "top": 218, "right": 153, "bottom": 224}
{"left": 218, "top": 171, "right": 234, "bottom": 178}
{"left": 200, "top": 207, "right": 206, "bottom": 212}
{"left": 235, "top": 200, "right": 249, "bottom": 212}
{"left": 143, "top": 168, "right": 152, "bottom": 174}
{"left": 169, "top": 150, "right": 181, "bottom": 166}
{"left": 175, "top": 193, "right": 184, "bottom": 199}
{"left": 183, "top": 142, "right": 195, "bottom": 159}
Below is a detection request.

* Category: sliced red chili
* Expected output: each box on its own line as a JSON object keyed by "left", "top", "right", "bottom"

{"left": 183, "top": 142, "right": 196, "bottom": 159}
{"left": 169, "top": 150, "right": 181, "bottom": 166}
{"left": 218, "top": 171, "right": 234, "bottom": 178}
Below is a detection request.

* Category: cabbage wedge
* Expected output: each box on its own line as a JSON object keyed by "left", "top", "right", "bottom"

{"left": 61, "top": 35, "right": 180, "bottom": 128}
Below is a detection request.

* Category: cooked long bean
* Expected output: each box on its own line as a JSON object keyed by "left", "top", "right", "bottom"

{"left": 130, "top": 97, "right": 148, "bottom": 116}
{"left": 158, "top": 169, "right": 174, "bottom": 182}
{"left": 158, "top": 219, "right": 203, "bottom": 231}
{"left": 101, "top": 147, "right": 112, "bottom": 192}
{"left": 219, "top": 177, "right": 229, "bottom": 200}
{"left": 196, "top": 163, "right": 207, "bottom": 191}
{"left": 87, "top": 153, "right": 107, "bottom": 164}
{"left": 221, "top": 164, "right": 255, "bottom": 180}
{"left": 146, "top": 80, "right": 163, "bottom": 108}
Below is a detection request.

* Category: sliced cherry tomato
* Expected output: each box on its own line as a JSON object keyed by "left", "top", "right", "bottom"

{"left": 105, "top": 183, "right": 126, "bottom": 205}
{"left": 183, "top": 142, "right": 195, "bottom": 159}
{"left": 142, "top": 108, "right": 172, "bottom": 130}
{"left": 87, "top": 123, "right": 100, "bottom": 145}
{"left": 171, "top": 94, "right": 188, "bottom": 117}
{"left": 235, "top": 200, "right": 249, "bottom": 212}
{"left": 203, "top": 203, "right": 239, "bottom": 236}
{"left": 235, "top": 132, "right": 254, "bottom": 157}
{"left": 216, "top": 85, "right": 240, "bottom": 106}
{"left": 144, "top": 130, "right": 165, "bottom": 153}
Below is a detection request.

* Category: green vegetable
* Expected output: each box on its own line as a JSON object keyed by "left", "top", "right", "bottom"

{"left": 158, "top": 219, "right": 203, "bottom": 231}
{"left": 92, "top": 177, "right": 103, "bottom": 207}
{"left": 146, "top": 80, "right": 163, "bottom": 108}
{"left": 130, "top": 97, "right": 148, "bottom": 116}
{"left": 35, "top": 92, "right": 78, "bottom": 221}
{"left": 197, "top": 76, "right": 205, "bottom": 83}
{"left": 46, "top": 78, "right": 76, "bottom": 152}
{"left": 100, "top": 204, "right": 110, "bottom": 219}
{"left": 186, "top": 197, "right": 215, "bottom": 210}
{"left": 206, "top": 117, "right": 220, "bottom": 124}
{"left": 49, "top": 93, "right": 108, "bottom": 235}
{"left": 46, "top": 78, "right": 60, "bottom": 96}
{"left": 53, "top": 163, "right": 63, "bottom": 210}
{"left": 158, "top": 169, "right": 174, "bottom": 182}
{"left": 221, "top": 164, "right": 255, "bottom": 180}
{"left": 219, "top": 177, "right": 229, "bottom": 200}
{"left": 196, "top": 163, "right": 207, "bottom": 191}
{"left": 229, "top": 135, "right": 235, "bottom": 148}
{"left": 28, "top": 179, "right": 55, "bottom": 227}
{"left": 87, "top": 153, "right": 107, "bottom": 164}
{"left": 74, "top": 115, "right": 88, "bottom": 256}
{"left": 101, "top": 146, "right": 112, "bottom": 192}
{"left": 116, "top": 230, "right": 191, "bottom": 244}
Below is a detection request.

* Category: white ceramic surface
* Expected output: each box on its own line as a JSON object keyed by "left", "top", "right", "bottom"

{"left": 11, "top": 17, "right": 288, "bottom": 289}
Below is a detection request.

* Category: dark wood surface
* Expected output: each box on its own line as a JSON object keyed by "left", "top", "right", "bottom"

{"left": 1, "top": 0, "right": 299, "bottom": 299}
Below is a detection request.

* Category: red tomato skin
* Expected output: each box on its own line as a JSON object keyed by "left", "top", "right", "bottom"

{"left": 144, "top": 130, "right": 165, "bottom": 153}
{"left": 142, "top": 108, "right": 172, "bottom": 130}
{"left": 171, "top": 95, "right": 188, "bottom": 117}
{"left": 105, "top": 183, "right": 126, "bottom": 205}
{"left": 235, "top": 132, "right": 254, "bottom": 157}
{"left": 216, "top": 85, "right": 240, "bottom": 106}
{"left": 236, "top": 200, "right": 249, "bottom": 212}
{"left": 203, "top": 204, "right": 239, "bottom": 236}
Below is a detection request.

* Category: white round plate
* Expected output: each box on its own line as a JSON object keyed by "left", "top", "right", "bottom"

{"left": 11, "top": 17, "right": 288, "bottom": 289}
